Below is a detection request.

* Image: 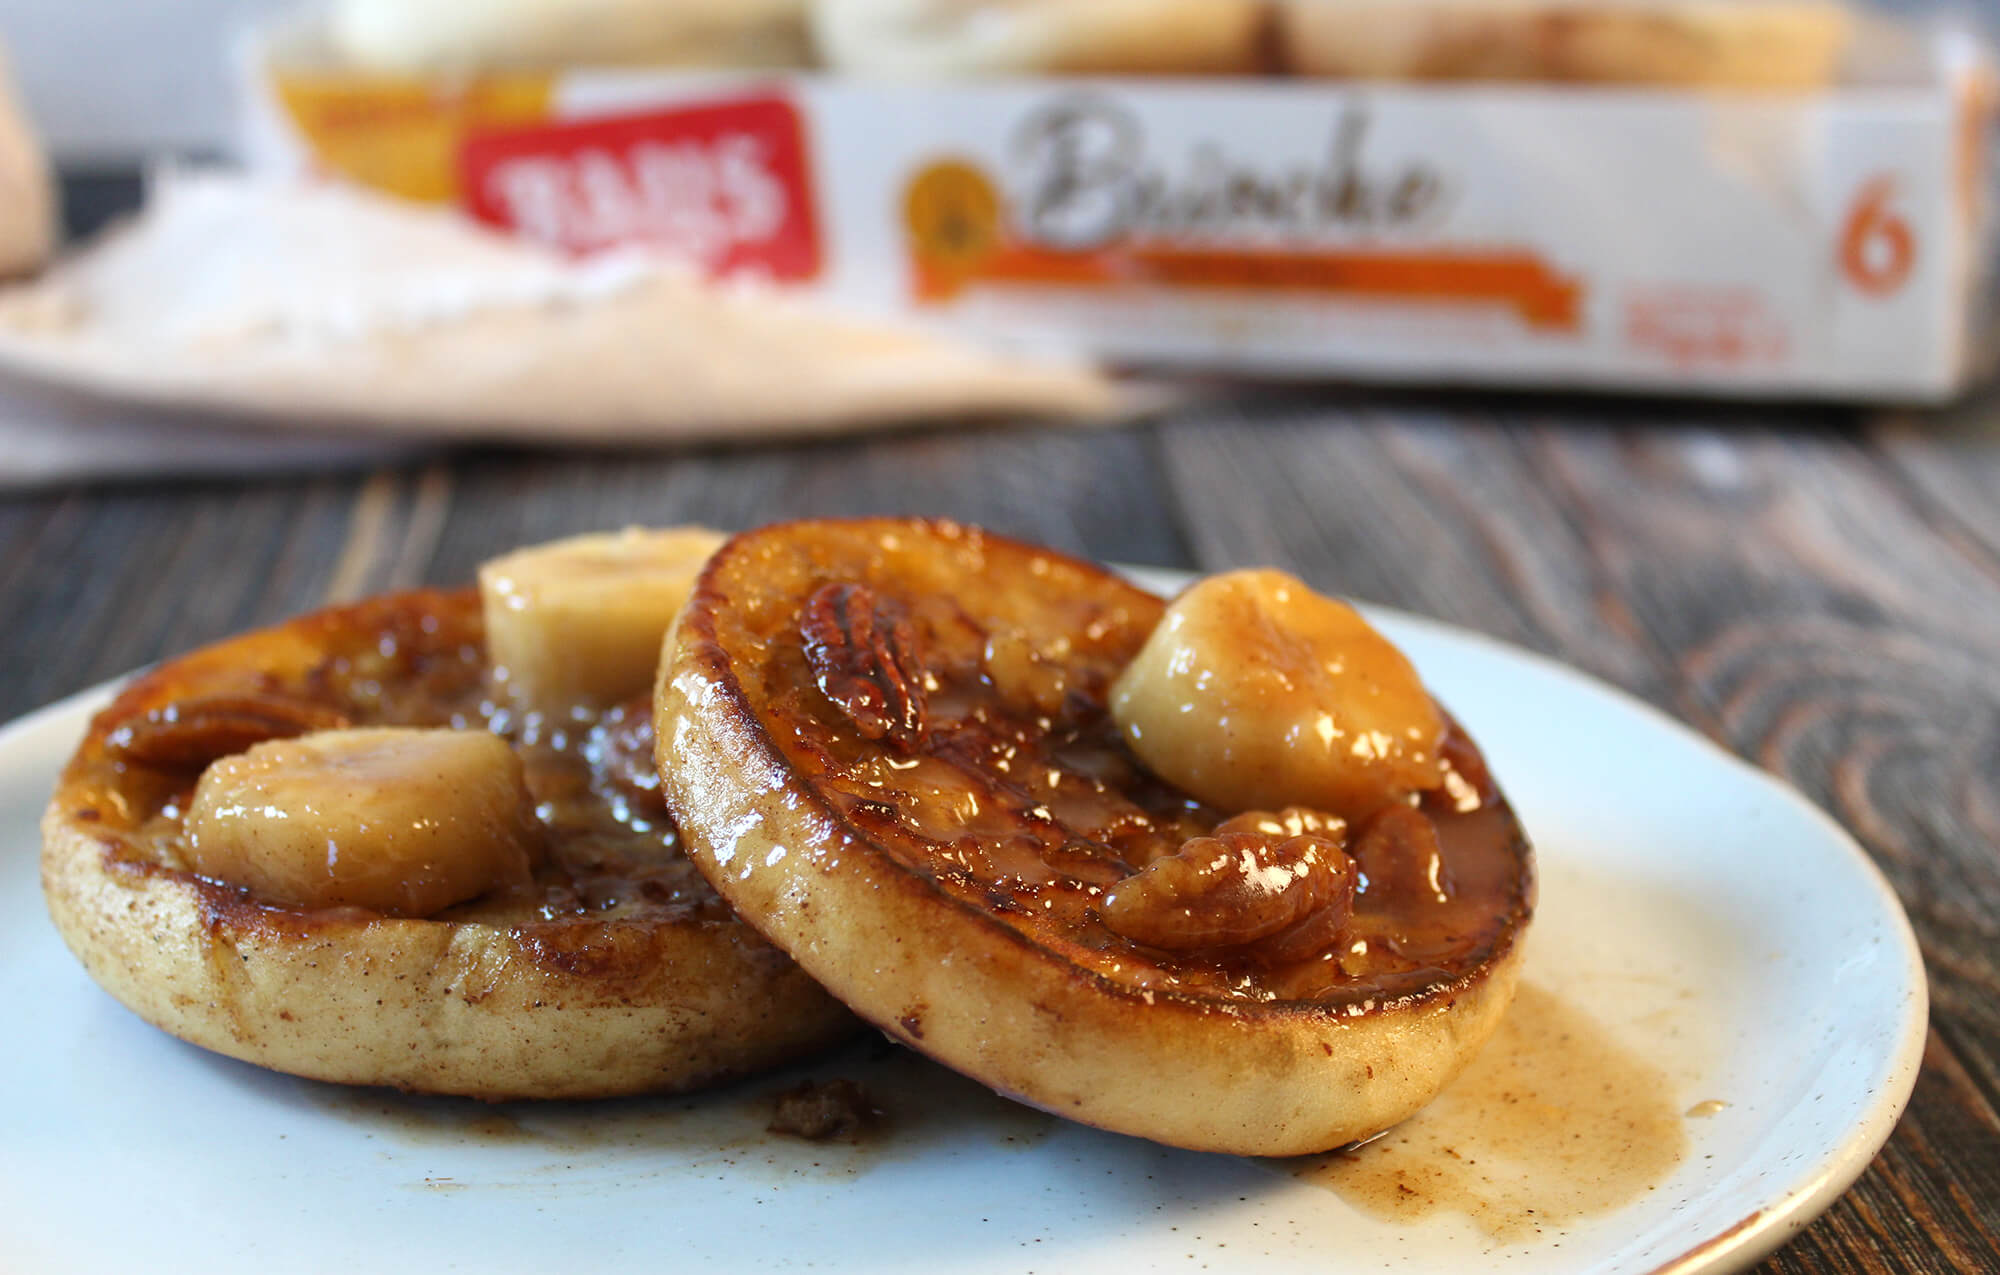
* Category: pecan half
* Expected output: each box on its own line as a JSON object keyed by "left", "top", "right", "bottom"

{"left": 106, "top": 694, "right": 351, "bottom": 769}
{"left": 1099, "top": 826, "right": 1355, "bottom": 959}
{"left": 801, "top": 582, "right": 927, "bottom": 747}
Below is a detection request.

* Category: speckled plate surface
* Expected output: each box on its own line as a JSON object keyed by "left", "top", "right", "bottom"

{"left": 0, "top": 579, "right": 1925, "bottom": 1274}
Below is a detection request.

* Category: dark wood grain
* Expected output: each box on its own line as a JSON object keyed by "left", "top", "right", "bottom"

{"left": 3, "top": 390, "right": 1996, "bottom": 1273}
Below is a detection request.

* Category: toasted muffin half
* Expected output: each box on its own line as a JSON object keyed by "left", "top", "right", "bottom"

{"left": 42, "top": 586, "right": 856, "bottom": 1100}
{"left": 656, "top": 518, "right": 1533, "bottom": 1155}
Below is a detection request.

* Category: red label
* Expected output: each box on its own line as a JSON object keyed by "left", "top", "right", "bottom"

{"left": 459, "top": 95, "right": 819, "bottom": 281}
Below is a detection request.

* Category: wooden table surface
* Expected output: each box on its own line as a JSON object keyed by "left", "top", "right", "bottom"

{"left": 5, "top": 186, "right": 1999, "bottom": 1273}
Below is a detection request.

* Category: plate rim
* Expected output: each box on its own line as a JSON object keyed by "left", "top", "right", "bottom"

{"left": 0, "top": 588, "right": 1931, "bottom": 1275}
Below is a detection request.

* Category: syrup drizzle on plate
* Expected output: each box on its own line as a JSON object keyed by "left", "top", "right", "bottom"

{"left": 1290, "top": 981, "right": 1690, "bottom": 1242}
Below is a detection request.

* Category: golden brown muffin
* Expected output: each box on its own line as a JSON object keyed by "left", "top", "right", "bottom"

{"left": 42, "top": 587, "right": 856, "bottom": 1099}
{"left": 656, "top": 518, "right": 1533, "bottom": 1155}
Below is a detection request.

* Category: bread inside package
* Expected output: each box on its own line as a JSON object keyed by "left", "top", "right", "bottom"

{"left": 1271, "top": 0, "right": 1857, "bottom": 90}
{"left": 327, "top": 0, "right": 811, "bottom": 72}
{"left": 241, "top": 4, "right": 1998, "bottom": 401}
{"left": 811, "top": 0, "right": 1272, "bottom": 77}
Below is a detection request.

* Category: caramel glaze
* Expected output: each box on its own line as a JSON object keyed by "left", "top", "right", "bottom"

{"left": 59, "top": 589, "right": 747, "bottom": 962}
{"left": 705, "top": 520, "right": 1534, "bottom": 1009}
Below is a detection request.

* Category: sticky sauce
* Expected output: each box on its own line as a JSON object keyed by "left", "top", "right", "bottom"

{"left": 700, "top": 519, "right": 1532, "bottom": 1008}
{"left": 1289, "top": 981, "right": 1690, "bottom": 1243}
{"left": 80, "top": 588, "right": 739, "bottom": 932}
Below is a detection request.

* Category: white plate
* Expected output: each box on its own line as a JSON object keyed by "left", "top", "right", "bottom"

{"left": 0, "top": 588, "right": 1926, "bottom": 1275}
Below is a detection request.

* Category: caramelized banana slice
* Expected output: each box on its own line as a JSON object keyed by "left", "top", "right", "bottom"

{"left": 185, "top": 727, "right": 541, "bottom": 916}
{"left": 659, "top": 519, "right": 1533, "bottom": 1155}
{"left": 1110, "top": 569, "right": 1445, "bottom": 819}
{"left": 479, "top": 526, "right": 726, "bottom": 717}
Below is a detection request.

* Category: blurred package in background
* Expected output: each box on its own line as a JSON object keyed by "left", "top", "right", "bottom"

{"left": 240, "top": 0, "right": 1999, "bottom": 403}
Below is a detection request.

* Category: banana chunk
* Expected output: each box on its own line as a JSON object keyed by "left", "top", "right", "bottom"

{"left": 184, "top": 727, "right": 542, "bottom": 916}
{"left": 478, "top": 527, "right": 726, "bottom": 718}
{"left": 1109, "top": 569, "right": 1444, "bottom": 818}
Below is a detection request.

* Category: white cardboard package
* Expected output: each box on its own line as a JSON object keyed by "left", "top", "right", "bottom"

{"left": 242, "top": 22, "right": 1999, "bottom": 402}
